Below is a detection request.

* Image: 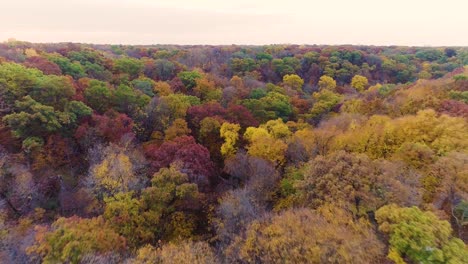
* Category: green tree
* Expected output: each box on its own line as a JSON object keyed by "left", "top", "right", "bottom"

{"left": 376, "top": 204, "right": 468, "bottom": 264}
{"left": 32, "top": 75, "right": 75, "bottom": 109}
{"left": 113, "top": 57, "right": 144, "bottom": 78}
{"left": 178, "top": 71, "right": 203, "bottom": 90}
{"left": 104, "top": 163, "right": 200, "bottom": 248}
{"left": 48, "top": 54, "right": 86, "bottom": 79}
{"left": 3, "top": 96, "right": 66, "bottom": 139}
{"left": 309, "top": 89, "right": 342, "bottom": 120}
{"left": 0, "top": 62, "right": 43, "bottom": 105}
{"left": 84, "top": 80, "right": 113, "bottom": 113}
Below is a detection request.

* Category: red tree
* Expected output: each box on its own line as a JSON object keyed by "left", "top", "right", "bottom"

{"left": 145, "top": 136, "right": 215, "bottom": 190}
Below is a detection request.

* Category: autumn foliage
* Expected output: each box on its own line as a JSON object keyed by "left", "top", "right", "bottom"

{"left": 0, "top": 42, "right": 467, "bottom": 263}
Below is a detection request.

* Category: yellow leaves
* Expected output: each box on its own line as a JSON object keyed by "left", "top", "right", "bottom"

{"left": 91, "top": 150, "right": 135, "bottom": 195}
{"left": 133, "top": 241, "right": 217, "bottom": 264}
{"left": 164, "top": 118, "right": 191, "bottom": 141}
{"left": 245, "top": 137, "right": 288, "bottom": 166}
{"left": 261, "top": 118, "right": 291, "bottom": 139}
{"left": 244, "top": 127, "right": 270, "bottom": 142}
{"left": 24, "top": 48, "right": 38, "bottom": 57}
{"left": 244, "top": 119, "right": 291, "bottom": 165}
{"left": 154, "top": 81, "right": 173, "bottom": 96}
{"left": 333, "top": 109, "right": 468, "bottom": 159}
{"left": 220, "top": 122, "right": 240, "bottom": 157}
{"left": 28, "top": 216, "right": 126, "bottom": 264}
{"left": 351, "top": 75, "right": 369, "bottom": 92}
{"left": 318, "top": 75, "right": 337, "bottom": 92}
{"left": 234, "top": 208, "right": 384, "bottom": 264}
{"left": 282, "top": 74, "right": 304, "bottom": 92}
{"left": 243, "top": 119, "right": 291, "bottom": 165}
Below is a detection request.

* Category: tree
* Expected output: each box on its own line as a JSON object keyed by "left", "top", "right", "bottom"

{"left": 132, "top": 241, "right": 217, "bottom": 264}
{"left": 113, "top": 84, "right": 150, "bottom": 115}
{"left": 0, "top": 62, "right": 43, "bottom": 105}
{"left": 228, "top": 207, "right": 384, "bottom": 263}
{"left": 376, "top": 204, "right": 468, "bottom": 264}
{"left": 309, "top": 89, "right": 342, "bottom": 120}
{"left": 145, "top": 136, "right": 215, "bottom": 189}
{"left": 178, "top": 71, "right": 203, "bottom": 90}
{"left": 194, "top": 117, "right": 223, "bottom": 164}
{"left": 132, "top": 77, "right": 155, "bottom": 97}
{"left": 193, "top": 77, "right": 222, "bottom": 102}
{"left": 242, "top": 92, "right": 293, "bottom": 122}
{"left": 243, "top": 124, "right": 288, "bottom": 166}
{"left": 113, "top": 57, "right": 144, "bottom": 79}
{"left": 103, "top": 191, "right": 157, "bottom": 249}
{"left": 153, "top": 81, "right": 173, "bottom": 96}
{"left": 164, "top": 118, "right": 191, "bottom": 141}
{"left": 0, "top": 148, "right": 37, "bottom": 215}
{"left": 213, "top": 188, "right": 266, "bottom": 249}
{"left": 3, "top": 96, "right": 66, "bottom": 139}
{"left": 75, "top": 110, "right": 135, "bottom": 145}
{"left": 24, "top": 56, "right": 62, "bottom": 75}
{"left": 27, "top": 216, "right": 126, "bottom": 264}
{"left": 83, "top": 80, "right": 113, "bottom": 113}
{"left": 104, "top": 163, "right": 200, "bottom": 248}
{"left": 87, "top": 144, "right": 141, "bottom": 198}
{"left": 424, "top": 152, "right": 468, "bottom": 236}
{"left": 220, "top": 122, "right": 240, "bottom": 158}
{"left": 281, "top": 151, "right": 421, "bottom": 214}
{"left": 351, "top": 74, "right": 369, "bottom": 92}
{"left": 153, "top": 59, "right": 176, "bottom": 81}
{"left": 317, "top": 75, "right": 336, "bottom": 91}
{"left": 156, "top": 94, "right": 201, "bottom": 129}
{"left": 282, "top": 74, "right": 304, "bottom": 92}
{"left": 48, "top": 55, "right": 86, "bottom": 79}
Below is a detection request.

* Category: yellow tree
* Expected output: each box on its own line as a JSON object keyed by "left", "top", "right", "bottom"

{"left": 27, "top": 216, "right": 126, "bottom": 264}
{"left": 90, "top": 151, "right": 135, "bottom": 196}
{"left": 351, "top": 75, "right": 369, "bottom": 92}
{"left": 87, "top": 144, "right": 145, "bottom": 199}
{"left": 261, "top": 118, "right": 292, "bottom": 139}
{"left": 283, "top": 74, "right": 304, "bottom": 92}
{"left": 132, "top": 241, "right": 218, "bottom": 264}
{"left": 317, "top": 75, "right": 336, "bottom": 91}
{"left": 154, "top": 81, "right": 173, "bottom": 96}
{"left": 230, "top": 207, "right": 384, "bottom": 263}
{"left": 164, "top": 118, "right": 191, "bottom": 141}
{"left": 243, "top": 123, "right": 288, "bottom": 166}
{"left": 220, "top": 122, "right": 241, "bottom": 158}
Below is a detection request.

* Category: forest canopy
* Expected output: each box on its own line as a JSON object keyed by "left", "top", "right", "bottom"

{"left": 0, "top": 41, "right": 467, "bottom": 263}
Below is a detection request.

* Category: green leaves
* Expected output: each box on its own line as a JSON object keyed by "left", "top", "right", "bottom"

{"left": 376, "top": 204, "right": 468, "bottom": 264}
{"left": 178, "top": 71, "right": 202, "bottom": 90}
{"left": 113, "top": 57, "right": 144, "bottom": 78}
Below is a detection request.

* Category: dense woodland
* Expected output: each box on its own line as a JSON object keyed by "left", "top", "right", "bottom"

{"left": 0, "top": 40, "right": 467, "bottom": 263}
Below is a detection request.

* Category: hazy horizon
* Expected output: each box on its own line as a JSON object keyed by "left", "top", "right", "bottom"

{"left": 1, "top": 0, "right": 468, "bottom": 46}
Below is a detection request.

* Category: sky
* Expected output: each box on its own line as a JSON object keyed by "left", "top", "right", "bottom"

{"left": 1, "top": 0, "right": 467, "bottom": 46}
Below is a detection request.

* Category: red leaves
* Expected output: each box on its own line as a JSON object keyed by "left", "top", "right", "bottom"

{"left": 187, "top": 102, "right": 258, "bottom": 130}
{"left": 145, "top": 136, "right": 215, "bottom": 190}
{"left": 24, "top": 56, "right": 62, "bottom": 75}
{"left": 75, "top": 110, "right": 134, "bottom": 143}
{"left": 438, "top": 100, "right": 468, "bottom": 119}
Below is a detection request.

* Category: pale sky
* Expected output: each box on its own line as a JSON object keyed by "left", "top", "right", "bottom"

{"left": 1, "top": 0, "right": 467, "bottom": 46}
